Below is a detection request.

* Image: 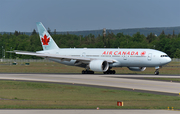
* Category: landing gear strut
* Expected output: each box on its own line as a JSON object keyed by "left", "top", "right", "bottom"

{"left": 103, "top": 70, "right": 116, "bottom": 74}
{"left": 154, "top": 69, "right": 159, "bottom": 75}
{"left": 82, "top": 70, "right": 94, "bottom": 74}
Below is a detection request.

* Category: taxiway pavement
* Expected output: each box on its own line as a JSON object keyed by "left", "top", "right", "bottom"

{"left": 0, "top": 73, "right": 179, "bottom": 95}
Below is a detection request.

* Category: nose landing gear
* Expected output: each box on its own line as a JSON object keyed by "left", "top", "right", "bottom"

{"left": 154, "top": 66, "right": 161, "bottom": 75}
{"left": 154, "top": 69, "right": 159, "bottom": 75}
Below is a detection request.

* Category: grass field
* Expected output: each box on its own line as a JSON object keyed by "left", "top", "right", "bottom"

{"left": 0, "top": 61, "right": 179, "bottom": 75}
{"left": 0, "top": 80, "right": 180, "bottom": 109}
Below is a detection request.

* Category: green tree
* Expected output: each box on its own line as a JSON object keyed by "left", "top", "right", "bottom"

{"left": 31, "top": 29, "right": 37, "bottom": 35}
{"left": 47, "top": 27, "right": 51, "bottom": 35}
{"left": 161, "top": 30, "right": 165, "bottom": 35}
{"left": 132, "top": 32, "right": 144, "bottom": 42}
{"left": 172, "top": 30, "right": 176, "bottom": 38}
{"left": 14, "top": 30, "right": 19, "bottom": 36}
{"left": 54, "top": 29, "right": 56, "bottom": 35}
{"left": 174, "top": 48, "right": 180, "bottom": 58}
{"left": 146, "top": 33, "right": 156, "bottom": 43}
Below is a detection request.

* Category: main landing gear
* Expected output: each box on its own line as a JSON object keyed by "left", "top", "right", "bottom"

{"left": 154, "top": 69, "right": 159, "bottom": 75}
{"left": 103, "top": 70, "right": 116, "bottom": 74}
{"left": 82, "top": 70, "right": 94, "bottom": 74}
{"left": 81, "top": 70, "right": 116, "bottom": 74}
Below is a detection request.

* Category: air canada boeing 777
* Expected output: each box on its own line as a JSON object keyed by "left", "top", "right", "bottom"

{"left": 12, "top": 22, "right": 171, "bottom": 75}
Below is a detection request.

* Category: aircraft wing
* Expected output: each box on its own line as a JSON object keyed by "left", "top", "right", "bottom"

{"left": 11, "top": 51, "right": 117, "bottom": 63}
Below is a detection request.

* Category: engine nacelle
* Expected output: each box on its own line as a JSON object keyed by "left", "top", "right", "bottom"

{"left": 89, "top": 60, "right": 109, "bottom": 72}
{"left": 128, "top": 67, "right": 146, "bottom": 71}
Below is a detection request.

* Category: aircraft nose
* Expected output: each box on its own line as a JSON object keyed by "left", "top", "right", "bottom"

{"left": 167, "top": 57, "right": 172, "bottom": 63}
{"left": 160, "top": 57, "right": 171, "bottom": 65}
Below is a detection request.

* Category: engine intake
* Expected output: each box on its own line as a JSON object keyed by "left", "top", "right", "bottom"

{"left": 89, "top": 60, "right": 109, "bottom": 72}
{"left": 128, "top": 67, "right": 146, "bottom": 71}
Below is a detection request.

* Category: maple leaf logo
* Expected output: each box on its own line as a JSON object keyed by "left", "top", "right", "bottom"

{"left": 41, "top": 34, "right": 50, "bottom": 45}
{"left": 141, "top": 51, "right": 146, "bottom": 56}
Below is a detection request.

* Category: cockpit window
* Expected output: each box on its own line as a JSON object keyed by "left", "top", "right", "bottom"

{"left": 160, "top": 55, "right": 168, "bottom": 57}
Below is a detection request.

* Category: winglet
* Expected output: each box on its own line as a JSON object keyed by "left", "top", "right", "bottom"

{"left": 36, "top": 22, "right": 59, "bottom": 50}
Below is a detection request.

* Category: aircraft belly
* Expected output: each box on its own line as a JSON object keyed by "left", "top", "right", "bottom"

{"left": 109, "top": 62, "right": 121, "bottom": 67}
{"left": 48, "top": 58, "right": 76, "bottom": 66}
{"left": 128, "top": 58, "right": 146, "bottom": 66}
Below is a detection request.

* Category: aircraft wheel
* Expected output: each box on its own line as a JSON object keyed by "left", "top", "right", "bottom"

{"left": 112, "top": 70, "right": 116, "bottom": 74}
{"left": 104, "top": 70, "right": 116, "bottom": 74}
{"left": 85, "top": 71, "right": 88, "bottom": 74}
{"left": 82, "top": 70, "right": 94, "bottom": 74}
{"left": 109, "top": 71, "right": 112, "bottom": 74}
{"left": 89, "top": 71, "right": 94, "bottom": 74}
{"left": 154, "top": 70, "right": 159, "bottom": 75}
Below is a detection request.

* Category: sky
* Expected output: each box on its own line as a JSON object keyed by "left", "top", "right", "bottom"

{"left": 0, "top": 0, "right": 180, "bottom": 32}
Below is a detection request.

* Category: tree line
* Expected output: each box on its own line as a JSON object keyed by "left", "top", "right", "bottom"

{"left": 0, "top": 29, "right": 180, "bottom": 59}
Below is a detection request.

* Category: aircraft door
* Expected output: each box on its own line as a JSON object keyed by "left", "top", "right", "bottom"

{"left": 148, "top": 53, "right": 152, "bottom": 61}
{"left": 122, "top": 53, "right": 129, "bottom": 66}
{"left": 123, "top": 54, "right": 127, "bottom": 60}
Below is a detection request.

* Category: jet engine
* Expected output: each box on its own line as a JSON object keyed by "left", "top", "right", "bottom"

{"left": 128, "top": 67, "right": 146, "bottom": 71}
{"left": 89, "top": 60, "right": 109, "bottom": 72}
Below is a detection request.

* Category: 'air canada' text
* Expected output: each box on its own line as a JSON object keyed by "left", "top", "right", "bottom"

{"left": 102, "top": 51, "right": 146, "bottom": 56}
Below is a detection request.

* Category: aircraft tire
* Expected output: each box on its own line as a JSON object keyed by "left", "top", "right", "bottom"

{"left": 154, "top": 70, "right": 159, "bottom": 75}
{"left": 103, "top": 70, "right": 116, "bottom": 74}
{"left": 82, "top": 70, "right": 94, "bottom": 74}
{"left": 156, "top": 71, "right": 159, "bottom": 75}
{"left": 112, "top": 70, "right": 116, "bottom": 74}
{"left": 88, "top": 71, "right": 94, "bottom": 74}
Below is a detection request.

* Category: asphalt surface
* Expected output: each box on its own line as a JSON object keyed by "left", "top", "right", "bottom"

{"left": 0, "top": 73, "right": 180, "bottom": 96}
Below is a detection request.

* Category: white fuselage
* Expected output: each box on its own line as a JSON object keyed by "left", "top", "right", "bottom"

{"left": 38, "top": 48, "right": 171, "bottom": 68}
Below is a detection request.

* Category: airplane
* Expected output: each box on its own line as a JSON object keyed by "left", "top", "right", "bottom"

{"left": 11, "top": 22, "right": 172, "bottom": 75}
